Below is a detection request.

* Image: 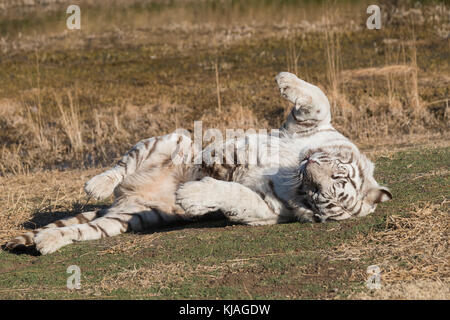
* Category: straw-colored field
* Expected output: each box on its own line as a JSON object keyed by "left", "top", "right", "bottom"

{"left": 0, "top": 0, "right": 448, "bottom": 299}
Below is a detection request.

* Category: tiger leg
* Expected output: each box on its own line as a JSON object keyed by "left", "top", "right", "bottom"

{"left": 32, "top": 199, "right": 186, "bottom": 255}
{"left": 32, "top": 213, "right": 130, "bottom": 255}
{"left": 275, "top": 72, "right": 332, "bottom": 134}
{"left": 176, "top": 177, "right": 280, "bottom": 226}
{"left": 5, "top": 210, "right": 101, "bottom": 251}
{"left": 84, "top": 132, "right": 192, "bottom": 200}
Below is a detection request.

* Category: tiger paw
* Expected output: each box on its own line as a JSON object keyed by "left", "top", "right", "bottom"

{"left": 5, "top": 237, "right": 28, "bottom": 251}
{"left": 175, "top": 177, "right": 223, "bottom": 216}
{"left": 84, "top": 170, "right": 122, "bottom": 200}
{"left": 275, "top": 72, "right": 308, "bottom": 104}
{"left": 33, "top": 229, "right": 73, "bottom": 255}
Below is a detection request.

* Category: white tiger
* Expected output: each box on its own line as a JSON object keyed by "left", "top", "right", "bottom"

{"left": 6, "top": 72, "right": 392, "bottom": 255}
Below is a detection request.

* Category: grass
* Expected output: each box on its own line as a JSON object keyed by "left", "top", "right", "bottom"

{"left": 0, "top": 0, "right": 449, "bottom": 299}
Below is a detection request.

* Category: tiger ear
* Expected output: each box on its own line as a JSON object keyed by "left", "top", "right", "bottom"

{"left": 365, "top": 187, "right": 392, "bottom": 205}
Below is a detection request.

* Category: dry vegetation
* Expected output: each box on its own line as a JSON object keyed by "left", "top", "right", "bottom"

{"left": 0, "top": 0, "right": 448, "bottom": 300}
{"left": 331, "top": 201, "right": 449, "bottom": 299}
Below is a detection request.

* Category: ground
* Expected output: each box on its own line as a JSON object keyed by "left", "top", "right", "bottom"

{"left": 0, "top": 0, "right": 448, "bottom": 299}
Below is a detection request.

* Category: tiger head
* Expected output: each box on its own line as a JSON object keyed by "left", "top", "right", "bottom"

{"left": 296, "top": 147, "right": 392, "bottom": 222}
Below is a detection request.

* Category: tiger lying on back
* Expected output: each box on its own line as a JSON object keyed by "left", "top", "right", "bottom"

{"left": 6, "top": 72, "right": 392, "bottom": 255}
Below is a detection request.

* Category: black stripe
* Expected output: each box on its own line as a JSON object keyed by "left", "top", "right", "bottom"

{"left": 256, "top": 191, "right": 266, "bottom": 200}
{"left": 162, "top": 158, "right": 173, "bottom": 167}
{"left": 134, "top": 148, "right": 141, "bottom": 167}
{"left": 117, "top": 159, "right": 128, "bottom": 175}
{"left": 325, "top": 203, "right": 335, "bottom": 209}
{"left": 357, "top": 163, "right": 365, "bottom": 191}
{"left": 77, "top": 213, "right": 90, "bottom": 223}
{"left": 330, "top": 210, "right": 346, "bottom": 218}
{"left": 347, "top": 200, "right": 359, "bottom": 212}
{"left": 119, "top": 184, "right": 134, "bottom": 193}
{"left": 97, "top": 225, "right": 110, "bottom": 238}
{"left": 347, "top": 175, "right": 357, "bottom": 190}
{"left": 54, "top": 220, "right": 65, "bottom": 227}
{"left": 146, "top": 138, "right": 159, "bottom": 160}
{"left": 350, "top": 165, "right": 356, "bottom": 178}
{"left": 87, "top": 223, "right": 100, "bottom": 233}
{"left": 353, "top": 202, "right": 364, "bottom": 216}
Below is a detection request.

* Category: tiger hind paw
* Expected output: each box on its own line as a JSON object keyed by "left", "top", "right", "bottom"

{"left": 84, "top": 170, "right": 123, "bottom": 200}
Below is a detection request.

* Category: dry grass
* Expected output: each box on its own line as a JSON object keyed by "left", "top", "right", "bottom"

{"left": 329, "top": 202, "right": 450, "bottom": 299}
{"left": 0, "top": 168, "right": 102, "bottom": 243}
{"left": 341, "top": 65, "right": 416, "bottom": 80}
{"left": 353, "top": 280, "right": 449, "bottom": 300}
{"left": 0, "top": 88, "right": 269, "bottom": 175}
{"left": 0, "top": 1, "right": 366, "bottom": 54}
